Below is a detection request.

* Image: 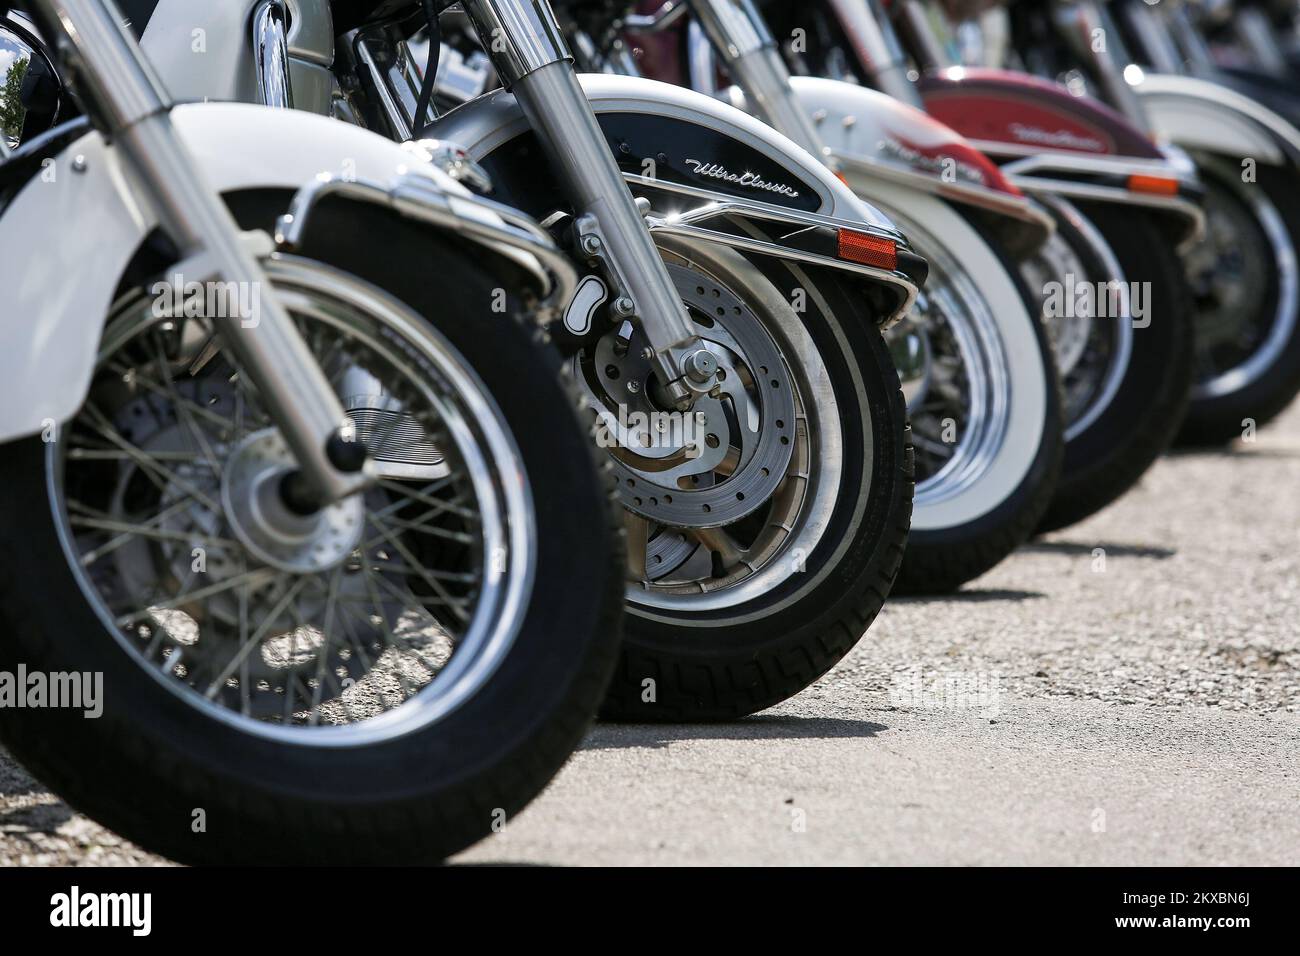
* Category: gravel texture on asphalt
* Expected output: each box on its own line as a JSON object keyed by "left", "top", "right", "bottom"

{"left": 3, "top": 403, "right": 1299, "bottom": 866}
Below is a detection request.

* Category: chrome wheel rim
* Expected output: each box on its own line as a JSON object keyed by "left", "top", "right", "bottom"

{"left": 1020, "top": 197, "right": 1132, "bottom": 442}
{"left": 886, "top": 221, "right": 1012, "bottom": 508}
{"left": 1186, "top": 155, "right": 1299, "bottom": 401}
{"left": 575, "top": 241, "right": 846, "bottom": 615}
{"left": 50, "top": 257, "right": 534, "bottom": 746}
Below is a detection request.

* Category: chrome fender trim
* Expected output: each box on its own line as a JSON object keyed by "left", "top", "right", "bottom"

{"left": 274, "top": 171, "right": 577, "bottom": 319}
{"left": 998, "top": 151, "right": 1205, "bottom": 248}
{"left": 426, "top": 73, "right": 903, "bottom": 231}
{"left": 771, "top": 76, "right": 1055, "bottom": 249}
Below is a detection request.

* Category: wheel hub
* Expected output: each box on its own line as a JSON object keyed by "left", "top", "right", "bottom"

{"left": 577, "top": 263, "right": 796, "bottom": 528}
{"left": 221, "top": 428, "right": 364, "bottom": 574}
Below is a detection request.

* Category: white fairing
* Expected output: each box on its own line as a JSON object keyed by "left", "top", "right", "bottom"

{"left": 0, "top": 102, "right": 475, "bottom": 443}
{"left": 1135, "top": 74, "right": 1300, "bottom": 168}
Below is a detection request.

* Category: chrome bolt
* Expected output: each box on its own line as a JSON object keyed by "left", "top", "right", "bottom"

{"left": 612, "top": 297, "right": 635, "bottom": 318}
{"left": 627, "top": 380, "right": 641, "bottom": 395}
{"left": 580, "top": 234, "right": 602, "bottom": 256}
{"left": 683, "top": 348, "right": 718, "bottom": 384}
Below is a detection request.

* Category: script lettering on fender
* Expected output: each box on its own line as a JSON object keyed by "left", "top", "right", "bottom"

{"left": 683, "top": 159, "right": 800, "bottom": 198}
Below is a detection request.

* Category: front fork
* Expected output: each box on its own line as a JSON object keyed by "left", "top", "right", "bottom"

{"left": 37, "top": 0, "right": 367, "bottom": 505}
{"left": 460, "top": 0, "right": 715, "bottom": 405}
{"left": 688, "top": 0, "right": 833, "bottom": 161}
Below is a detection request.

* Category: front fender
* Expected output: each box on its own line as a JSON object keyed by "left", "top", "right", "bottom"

{"left": 427, "top": 74, "right": 925, "bottom": 320}
{"left": 430, "top": 73, "right": 898, "bottom": 229}
{"left": 917, "top": 67, "right": 1202, "bottom": 246}
{"left": 0, "top": 102, "right": 533, "bottom": 442}
{"left": 1134, "top": 73, "right": 1300, "bottom": 169}
{"left": 748, "top": 76, "right": 1055, "bottom": 255}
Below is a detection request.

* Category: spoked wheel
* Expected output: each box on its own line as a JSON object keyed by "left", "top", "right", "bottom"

{"left": 1177, "top": 157, "right": 1300, "bottom": 444}
{"left": 58, "top": 279, "right": 510, "bottom": 735}
{"left": 0, "top": 240, "right": 622, "bottom": 864}
{"left": 588, "top": 235, "right": 913, "bottom": 720}
{"left": 879, "top": 195, "right": 1062, "bottom": 594}
{"left": 1020, "top": 197, "right": 1193, "bottom": 531}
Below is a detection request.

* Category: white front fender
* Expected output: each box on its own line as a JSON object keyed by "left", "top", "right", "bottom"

{"left": 1135, "top": 73, "right": 1300, "bottom": 168}
{"left": 0, "top": 102, "right": 469, "bottom": 443}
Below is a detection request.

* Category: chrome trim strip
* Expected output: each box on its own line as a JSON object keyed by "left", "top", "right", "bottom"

{"left": 274, "top": 172, "right": 578, "bottom": 319}
{"left": 357, "top": 39, "right": 412, "bottom": 139}
{"left": 1003, "top": 174, "right": 1204, "bottom": 245}
{"left": 644, "top": 199, "right": 919, "bottom": 324}
{"left": 620, "top": 171, "right": 910, "bottom": 246}
{"left": 252, "top": 1, "right": 295, "bottom": 109}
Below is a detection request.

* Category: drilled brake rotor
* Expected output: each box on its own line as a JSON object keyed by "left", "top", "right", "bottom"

{"left": 576, "top": 262, "right": 796, "bottom": 528}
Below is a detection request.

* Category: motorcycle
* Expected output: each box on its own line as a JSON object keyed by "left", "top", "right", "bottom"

{"left": 134, "top": 0, "right": 923, "bottom": 719}
{"left": 0, "top": 0, "right": 625, "bottom": 863}
{"left": 754, "top": 0, "right": 1204, "bottom": 532}
{"left": 985, "top": 0, "right": 1300, "bottom": 444}
{"left": 558, "top": 0, "right": 1073, "bottom": 595}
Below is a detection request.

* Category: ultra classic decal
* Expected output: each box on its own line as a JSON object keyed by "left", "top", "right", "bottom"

{"left": 683, "top": 159, "right": 801, "bottom": 198}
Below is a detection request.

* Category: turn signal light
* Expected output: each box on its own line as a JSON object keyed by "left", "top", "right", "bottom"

{"left": 1127, "top": 174, "right": 1179, "bottom": 196}
{"left": 837, "top": 229, "right": 898, "bottom": 270}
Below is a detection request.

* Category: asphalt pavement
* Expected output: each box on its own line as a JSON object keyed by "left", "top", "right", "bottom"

{"left": 3, "top": 403, "right": 1298, "bottom": 866}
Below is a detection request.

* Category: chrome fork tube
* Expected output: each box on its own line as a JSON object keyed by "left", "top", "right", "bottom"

{"left": 825, "top": 0, "right": 925, "bottom": 108}
{"left": 688, "top": 0, "right": 830, "bottom": 160}
{"left": 35, "top": 0, "right": 366, "bottom": 503}
{"left": 1233, "top": 7, "right": 1291, "bottom": 77}
{"left": 895, "top": 0, "right": 950, "bottom": 71}
{"left": 460, "top": 0, "right": 705, "bottom": 402}
{"left": 1059, "top": 0, "right": 1153, "bottom": 131}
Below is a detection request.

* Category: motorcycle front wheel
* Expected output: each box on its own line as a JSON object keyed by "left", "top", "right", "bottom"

{"left": 1177, "top": 157, "right": 1300, "bottom": 444}
{"left": 0, "top": 226, "right": 623, "bottom": 864}
{"left": 592, "top": 235, "right": 913, "bottom": 720}
{"left": 877, "top": 191, "right": 1064, "bottom": 594}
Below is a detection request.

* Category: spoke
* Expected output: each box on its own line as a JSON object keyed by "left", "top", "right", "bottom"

{"left": 204, "top": 576, "right": 309, "bottom": 696}
{"left": 307, "top": 567, "right": 344, "bottom": 725}
{"left": 115, "top": 567, "right": 276, "bottom": 628}
{"left": 364, "top": 519, "right": 473, "bottom": 624}
{"left": 375, "top": 479, "right": 479, "bottom": 523}
{"left": 358, "top": 502, "right": 476, "bottom": 549}
{"left": 689, "top": 525, "right": 747, "bottom": 570}
{"left": 624, "top": 512, "right": 650, "bottom": 582}
{"left": 72, "top": 512, "right": 237, "bottom": 566}
{"left": 105, "top": 356, "right": 238, "bottom": 438}
{"left": 82, "top": 403, "right": 221, "bottom": 514}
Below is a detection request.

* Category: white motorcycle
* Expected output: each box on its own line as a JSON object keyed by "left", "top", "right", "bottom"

{"left": 0, "top": 0, "right": 624, "bottom": 864}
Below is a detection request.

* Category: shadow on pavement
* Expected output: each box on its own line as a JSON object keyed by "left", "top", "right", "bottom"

{"left": 892, "top": 588, "right": 1045, "bottom": 603}
{"left": 581, "top": 715, "right": 888, "bottom": 751}
{"left": 1024, "top": 540, "right": 1175, "bottom": 560}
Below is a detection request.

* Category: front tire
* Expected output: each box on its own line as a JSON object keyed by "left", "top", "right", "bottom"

{"left": 1030, "top": 198, "right": 1194, "bottom": 532}
{"left": 876, "top": 192, "right": 1063, "bottom": 594}
{"left": 1178, "top": 159, "right": 1300, "bottom": 445}
{"left": 597, "top": 237, "right": 913, "bottom": 720}
{"left": 0, "top": 215, "right": 623, "bottom": 865}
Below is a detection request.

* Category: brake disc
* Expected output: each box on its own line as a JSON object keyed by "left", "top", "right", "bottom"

{"left": 575, "top": 262, "right": 796, "bottom": 529}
